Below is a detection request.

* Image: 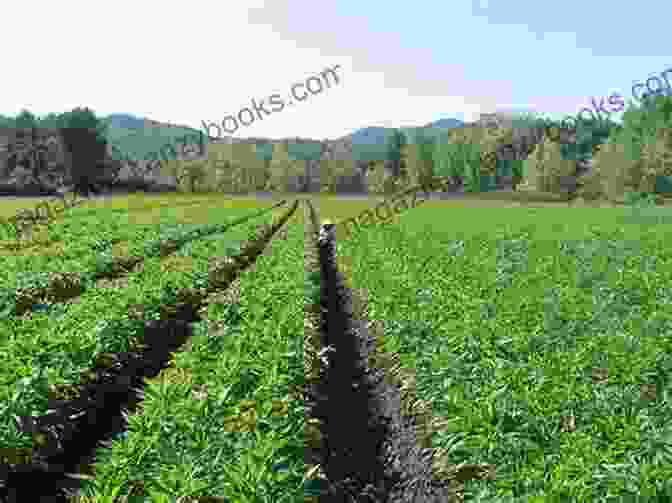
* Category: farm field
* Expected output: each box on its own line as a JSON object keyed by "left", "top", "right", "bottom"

{"left": 72, "top": 204, "right": 305, "bottom": 501}
{"left": 314, "top": 194, "right": 672, "bottom": 501}
{"left": 2, "top": 190, "right": 672, "bottom": 501}
{"left": 0, "top": 193, "right": 301, "bottom": 502}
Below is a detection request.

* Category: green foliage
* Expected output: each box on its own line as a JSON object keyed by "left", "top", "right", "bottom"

{"left": 364, "top": 162, "right": 386, "bottom": 194}
{"left": 621, "top": 93, "right": 672, "bottom": 142}
{"left": 0, "top": 199, "right": 304, "bottom": 501}
{"left": 107, "top": 126, "right": 204, "bottom": 163}
{"left": 255, "top": 142, "right": 274, "bottom": 162}
{"left": 364, "top": 161, "right": 400, "bottom": 194}
{"left": 432, "top": 132, "right": 477, "bottom": 181}
{"left": 177, "top": 142, "right": 266, "bottom": 194}
{"left": 502, "top": 110, "right": 546, "bottom": 129}
{"left": 654, "top": 175, "right": 672, "bottom": 194}
{"left": 14, "top": 109, "right": 38, "bottom": 129}
{"left": 335, "top": 205, "right": 672, "bottom": 501}
{"left": 464, "top": 159, "right": 481, "bottom": 192}
{"left": 562, "top": 118, "right": 620, "bottom": 164}
{"left": 58, "top": 108, "right": 110, "bottom": 195}
{"left": 583, "top": 94, "right": 672, "bottom": 200}
{"left": 509, "top": 158, "right": 524, "bottom": 188}
{"left": 638, "top": 126, "right": 672, "bottom": 193}
{"left": 431, "top": 126, "right": 512, "bottom": 192}
{"left": 385, "top": 129, "right": 406, "bottom": 163}
{"left": 579, "top": 138, "right": 626, "bottom": 201}
{"left": 0, "top": 114, "right": 15, "bottom": 128}
{"left": 59, "top": 106, "right": 108, "bottom": 142}
{"left": 0, "top": 107, "right": 108, "bottom": 137}
{"left": 286, "top": 141, "right": 323, "bottom": 161}
{"left": 520, "top": 136, "right": 575, "bottom": 193}
{"left": 622, "top": 191, "right": 658, "bottom": 207}
{"left": 431, "top": 131, "right": 484, "bottom": 191}
{"left": 0, "top": 109, "right": 67, "bottom": 130}
{"left": 411, "top": 131, "right": 437, "bottom": 188}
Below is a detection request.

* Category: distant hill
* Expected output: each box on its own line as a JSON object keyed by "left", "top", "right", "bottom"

{"left": 424, "top": 118, "right": 464, "bottom": 129}
{"left": 102, "top": 115, "right": 204, "bottom": 162}
{"left": 346, "top": 120, "right": 465, "bottom": 161}
{"left": 104, "top": 113, "right": 146, "bottom": 130}
{"left": 347, "top": 126, "right": 391, "bottom": 145}
{"left": 102, "top": 114, "right": 466, "bottom": 163}
{"left": 346, "top": 120, "right": 464, "bottom": 145}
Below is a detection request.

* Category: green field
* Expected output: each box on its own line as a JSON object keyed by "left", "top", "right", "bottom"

{"left": 321, "top": 196, "right": 672, "bottom": 500}
{"left": 0, "top": 193, "right": 303, "bottom": 501}
{"left": 2, "top": 192, "right": 672, "bottom": 501}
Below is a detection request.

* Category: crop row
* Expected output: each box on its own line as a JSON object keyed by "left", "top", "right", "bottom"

{"left": 0, "top": 202, "right": 288, "bottom": 450}
{"left": 0, "top": 200, "right": 287, "bottom": 317}
{"left": 73, "top": 200, "right": 305, "bottom": 502}
{"left": 302, "top": 201, "right": 495, "bottom": 502}
{"left": 1, "top": 200, "right": 299, "bottom": 502}
{"left": 1, "top": 195, "right": 266, "bottom": 269}
{"left": 0, "top": 196, "right": 219, "bottom": 251}
{"left": 333, "top": 202, "right": 672, "bottom": 501}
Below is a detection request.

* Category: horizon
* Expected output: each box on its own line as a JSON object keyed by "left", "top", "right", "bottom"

{"left": 1, "top": 1, "right": 668, "bottom": 141}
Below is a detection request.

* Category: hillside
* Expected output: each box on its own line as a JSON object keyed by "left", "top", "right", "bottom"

{"left": 103, "top": 114, "right": 204, "bottom": 162}
{"left": 103, "top": 114, "right": 466, "bottom": 163}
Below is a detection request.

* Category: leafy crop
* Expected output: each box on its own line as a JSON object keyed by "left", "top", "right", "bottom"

{"left": 332, "top": 200, "right": 672, "bottom": 501}
{"left": 74, "top": 208, "right": 306, "bottom": 502}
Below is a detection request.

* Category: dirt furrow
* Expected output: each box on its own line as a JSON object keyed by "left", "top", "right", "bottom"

{"left": 303, "top": 200, "right": 493, "bottom": 502}
{"left": 0, "top": 200, "right": 299, "bottom": 503}
{"left": 6, "top": 200, "right": 288, "bottom": 317}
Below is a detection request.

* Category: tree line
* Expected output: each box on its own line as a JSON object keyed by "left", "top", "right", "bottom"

{"left": 0, "top": 107, "right": 110, "bottom": 198}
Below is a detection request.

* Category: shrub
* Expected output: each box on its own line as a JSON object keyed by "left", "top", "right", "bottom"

{"left": 579, "top": 94, "right": 672, "bottom": 201}
{"left": 520, "top": 135, "right": 575, "bottom": 194}
{"left": 622, "top": 191, "right": 658, "bottom": 206}
{"left": 431, "top": 126, "right": 504, "bottom": 192}
{"left": 402, "top": 134, "right": 436, "bottom": 190}
{"left": 562, "top": 118, "right": 620, "bottom": 165}
{"left": 432, "top": 134, "right": 478, "bottom": 185}
{"left": 638, "top": 125, "right": 672, "bottom": 192}
{"left": 364, "top": 162, "right": 388, "bottom": 194}
{"left": 577, "top": 136, "right": 632, "bottom": 201}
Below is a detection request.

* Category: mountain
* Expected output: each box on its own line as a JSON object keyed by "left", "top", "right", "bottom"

{"left": 103, "top": 113, "right": 466, "bottom": 162}
{"left": 104, "top": 113, "right": 146, "bottom": 130}
{"left": 424, "top": 118, "right": 464, "bottom": 129}
{"left": 347, "top": 126, "right": 391, "bottom": 145}
{"left": 345, "top": 120, "right": 464, "bottom": 160}
{"left": 346, "top": 121, "right": 462, "bottom": 146}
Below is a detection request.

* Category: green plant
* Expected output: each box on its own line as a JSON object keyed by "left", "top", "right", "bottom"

{"left": 59, "top": 107, "right": 110, "bottom": 197}
{"left": 334, "top": 204, "right": 672, "bottom": 501}
{"left": 385, "top": 128, "right": 406, "bottom": 167}
{"left": 73, "top": 205, "right": 304, "bottom": 502}
{"left": 432, "top": 130, "right": 471, "bottom": 181}
{"left": 520, "top": 135, "right": 575, "bottom": 194}
{"left": 464, "top": 158, "right": 481, "bottom": 192}
{"left": 605, "top": 94, "right": 672, "bottom": 196}
{"left": 14, "top": 109, "right": 39, "bottom": 129}
{"left": 413, "top": 131, "right": 437, "bottom": 188}
{"left": 622, "top": 191, "right": 658, "bottom": 207}
{"left": 561, "top": 118, "right": 618, "bottom": 164}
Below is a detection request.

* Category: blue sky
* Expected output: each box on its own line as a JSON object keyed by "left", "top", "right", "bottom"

{"left": 2, "top": 1, "right": 670, "bottom": 140}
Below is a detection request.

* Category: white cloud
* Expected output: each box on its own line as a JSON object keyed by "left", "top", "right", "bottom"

{"left": 0, "top": 1, "right": 516, "bottom": 139}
